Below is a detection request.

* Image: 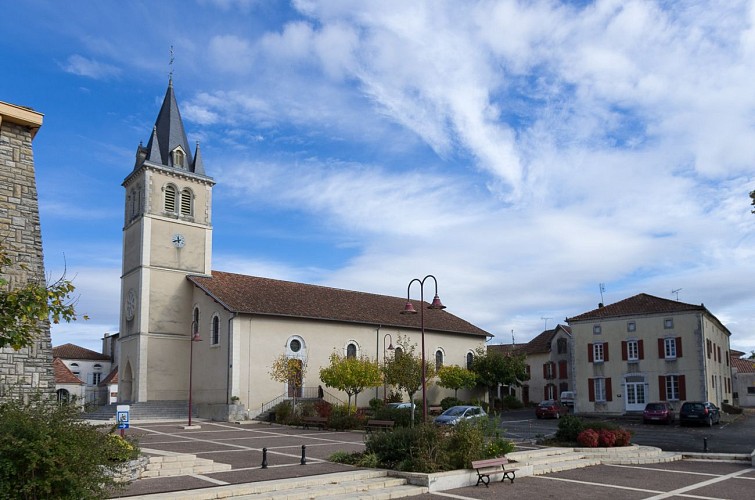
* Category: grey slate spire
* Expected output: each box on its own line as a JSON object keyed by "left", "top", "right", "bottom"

{"left": 192, "top": 141, "right": 205, "bottom": 175}
{"left": 142, "top": 80, "right": 195, "bottom": 171}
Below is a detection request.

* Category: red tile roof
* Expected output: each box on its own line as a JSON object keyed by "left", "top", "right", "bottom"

{"left": 53, "top": 357, "right": 84, "bottom": 385}
{"left": 52, "top": 343, "right": 111, "bottom": 361}
{"left": 518, "top": 325, "right": 572, "bottom": 355}
{"left": 189, "top": 271, "right": 490, "bottom": 338}
{"left": 731, "top": 355, "right": 755, "bottom": 374}
{"left": 99, "top": 366, "right": 118, "bottom": 386}
{"left": 487, "top": 343, "right": 527, "bottom": 356}
{"left": 568, "top": 293, "right": 705, "bottom": 322}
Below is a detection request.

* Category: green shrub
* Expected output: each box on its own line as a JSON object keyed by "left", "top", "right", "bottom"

{"left": 556, "top": 414, "right": 584, "bottom": 442}
{"left": 273, "top": 401, "right": 293, "bottom": 423}
{"left": 329, "top": 404, "right": 364, "bottom": 430}
{"left": 0, "top": 393, "right": 139, "bottom": 499}
{"left": 373, "top": 405, "right": 417, "bottom": 427}
{"left": 368, "top": 398, "right": 384, "bottom": 411}
{"left": 440, "top": 396, "right": 463, "bottom": 410}
{"left": 502, "top": 395, "right": 523, "bottom": 409}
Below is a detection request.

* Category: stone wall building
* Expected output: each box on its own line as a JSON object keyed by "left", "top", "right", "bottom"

{"left": 0, "top": 100, "right": 53, "bottom": 400}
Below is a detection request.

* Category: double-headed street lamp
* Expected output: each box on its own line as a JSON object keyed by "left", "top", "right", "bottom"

{"left": 188, "top": 320, "right": 202, "bottom": 427}
{"left": 401, "top": 275, "right": 445, "bottom": 422}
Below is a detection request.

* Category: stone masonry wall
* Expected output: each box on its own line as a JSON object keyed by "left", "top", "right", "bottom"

{"left": 0, "top": 119, "right": 54, "bottom": 400}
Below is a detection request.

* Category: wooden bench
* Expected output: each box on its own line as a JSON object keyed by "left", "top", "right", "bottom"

{"left": 365, "top": 419, "right": 394, "bottom": 433}
{"left": 471, "top": 457, "right": 518, "bottom": 487}
{"left": 429, "top": 406, "right": 443, "bottom": 415}
{"left": 301, "top": 416, "right": 327, "bottom": 430}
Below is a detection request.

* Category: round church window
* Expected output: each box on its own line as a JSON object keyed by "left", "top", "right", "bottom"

{"left": 289, "top": 339, "right": 301, "bottom": 353}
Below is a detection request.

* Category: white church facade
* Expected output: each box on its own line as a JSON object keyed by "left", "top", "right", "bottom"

{"left": 117, "top": 81, "right": 491, "bottom": 420}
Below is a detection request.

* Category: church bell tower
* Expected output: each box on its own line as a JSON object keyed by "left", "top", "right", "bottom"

{"left": 118, "top": 79, "right": 214, "bottom": 402}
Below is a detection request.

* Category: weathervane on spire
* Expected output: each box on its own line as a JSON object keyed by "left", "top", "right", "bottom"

{"left": 169, "top": 45, "right": 175, "bottom": 84}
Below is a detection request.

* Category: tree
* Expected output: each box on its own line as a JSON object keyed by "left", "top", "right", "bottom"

{"left": 269, "top": 354, "right": 306, "bottom": 411}
{"left": 470, "top": 347, "right": 527, "bottom": 399}
{"left": 319, "top": 352, "right": 382, "bottom": 413}
{"left": 382, "top": 335, "right": 435, "bottom": 426}
{"left": 0, "top": 393, "right": 139, "bottom": 499}
{"left": 0, "top": 244, "right": 83, "bottom": 350}
{"left": 436, "top": 364, "right": 477, "bottom": 399}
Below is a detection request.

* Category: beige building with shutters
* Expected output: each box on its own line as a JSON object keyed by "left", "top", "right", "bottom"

{"left": 567, "top": 294, "right": 733, "bottom": 416}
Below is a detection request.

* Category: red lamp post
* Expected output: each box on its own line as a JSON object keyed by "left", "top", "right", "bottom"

{"left": 383, "top": 333, "right": 394, "bottom": 401}
{"left": 400, "top": 275, "right": 445, "bottom": 422}
{"left": 188, "top": 321, "right": 202, "bottom": 427}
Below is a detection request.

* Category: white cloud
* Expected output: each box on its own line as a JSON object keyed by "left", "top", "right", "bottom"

{"left": 60, "top": 54, "right": 121, "bottom": 80}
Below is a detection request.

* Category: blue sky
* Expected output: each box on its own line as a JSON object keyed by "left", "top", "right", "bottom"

{"left": 2, "top": 0, "right": 754, "bottom": 355}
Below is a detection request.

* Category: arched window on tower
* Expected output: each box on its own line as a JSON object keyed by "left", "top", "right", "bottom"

{"left": 466, "top": 352, "right": 474, "bottom": 370}
{"left": 164, "top": 185, "right": 177, "bottom": 214}
{"left": 180, "top": 188, "right": 193, "bottom": 217}
{"left": 435, "top": 349, "right": 444, "bottom": 371}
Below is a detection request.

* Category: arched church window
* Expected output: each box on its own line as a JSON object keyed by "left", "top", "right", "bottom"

{"left": 346, "top": 342, "right": 357, "bottom": 359}
{"left": 211, "top": 315, "right": 220, "bottom": 346}
{"left": 180, "top": 188, "right": 193, "bottom": 216}
{"left": 164, "top": 184, "right": 177, "bottom": 213}
{"left": 466, "top": 351, "right": 474, "bottom": 370}
{"left": 435, "top": 349, "right": 444, "bottom": 371}
{"left": 193, "top": 307, "right": 200, "bottom": 334}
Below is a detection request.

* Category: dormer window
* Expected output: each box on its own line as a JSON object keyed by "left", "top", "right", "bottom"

{"left": 173, "top": 148, "right": 185, "bottom": 168}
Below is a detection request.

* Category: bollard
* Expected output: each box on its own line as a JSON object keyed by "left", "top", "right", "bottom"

{"left": 261, "top": 447, "right": 268, "bottom": 469}
{"left": 301, "top": 445, "right": 307, "bottom": 465}
{"left": 703, "top": 437, "right": 708, "bottom": 453}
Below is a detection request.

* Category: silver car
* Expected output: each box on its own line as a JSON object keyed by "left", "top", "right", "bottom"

{"left": 433, "top": 405, "right": 487, "bottom": 426}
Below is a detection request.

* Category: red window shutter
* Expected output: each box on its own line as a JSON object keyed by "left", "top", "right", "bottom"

{"left": 588, "top": 343, "right": 594, "bottom": 363}
{"left": 679, "top": 375, "right": 686, "bottom": 400}
{"left": 604, "top": 342, "right": 609, "bottom": 362}
{"left": 588, "top": 378, "right": 595, "bottom": 402}
{"left": 543, "top": 363, "right": 548, "bottom": 378}
{"left": 658, "top": 376, "right": 667, "bottom": 401}
{"left": 559, "top": 360, "right": 567, "bottom": 379}
{"left": 621, "top": 341, "right": 628, "bottom": 361}
{"left": 605, "top": 378, "right": 612, "bottom": 401}
{"left": 638, "top": 339, "right": 644, "bottom": 359}
{"left": 658, "top": 338, "right": 664, "bottom": 358}
{"left": 676, "top": 337, "right": 683, "bottom": 358}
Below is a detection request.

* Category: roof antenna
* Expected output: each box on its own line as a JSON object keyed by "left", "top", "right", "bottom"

{"left": 672, "top": 288, "right": 682, "bottom": 301}
{"left": 599, "top": 283, "right": 605, "bottom": 306}
{"left": 541, "top": 316, "right": 551, "bottom": 331}
{"left": 169, "top": 45, "right": 175, "bottom": 85}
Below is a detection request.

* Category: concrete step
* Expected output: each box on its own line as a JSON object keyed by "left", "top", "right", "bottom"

{"left": 532, "top": 457, "right": 601, "bottom": 475}
{"left": 139, "top": 450, "right": 231, "bottom": 478}
{"left": 506, "top": 447, "right": 575, "bottom": 462}
{"left": 516, "top": 451, "right": 587, "bottom": 466}
{"left": 237, "top": 476, "right": 423, "bottom": 500}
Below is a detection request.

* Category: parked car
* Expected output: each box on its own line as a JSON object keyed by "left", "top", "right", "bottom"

{"left": 386, "top": 402, "right": 414, "bottom": 410}
{"left": 643, "top": 402, "right": 674, "bottom": 425}
{"left": 679, "top": 401, "right": 721, "bottom": 427}
{"left": 535, "top": 400, "right": 569, "bottom": 419}
{"left": 560, "top": 391, "right": 576, "bottom": 407}
{"left": 433, "top": 405, "right": 487, "bottom": 426}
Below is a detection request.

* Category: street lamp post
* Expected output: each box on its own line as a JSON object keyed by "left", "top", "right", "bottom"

{"left": 188, "top": 321, "right": 202, "bottom": 427}
{"left": 383, "top": 333, "right": 394, "bottom": 401}
{"left": 400, "top": 275, "right": 445, "bottom": 422}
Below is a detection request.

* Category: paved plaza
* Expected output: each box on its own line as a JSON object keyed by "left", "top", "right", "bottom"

{"left": 113, "top": 420, "right": 754, "bottom": 499}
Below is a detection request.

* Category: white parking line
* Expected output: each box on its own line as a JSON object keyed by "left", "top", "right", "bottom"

{"left": 642, "top": 468, "right": 751, "bottom": 500}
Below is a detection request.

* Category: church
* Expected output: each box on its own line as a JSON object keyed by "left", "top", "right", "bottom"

{"left": 117, "top": 80, "right": 491, "bottom": 420}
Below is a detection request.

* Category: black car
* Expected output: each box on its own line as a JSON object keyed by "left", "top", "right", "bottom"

{"left": 679, "top": 401, "right": 721, "bottom": 427}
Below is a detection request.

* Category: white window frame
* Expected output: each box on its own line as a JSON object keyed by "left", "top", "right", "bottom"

{"left": 593, "top": 343, "right": 605, "bottom": 363}
{"left": 435, "top": 348, "right": 445, "bottom": 371}
{"left": 664, "top": 337, "right": 677, "bottom": 359}
{"left": 594, "top": 378, "right": 606, "bottom": 402}
{"left": 627, "top": 340, "right": 639, "bottom": 361}
{"left": 344, "top": 340, "right": 359, "bottom": 359}
{"left": 666, "top": 375, "right": 680, "bottom": 400}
